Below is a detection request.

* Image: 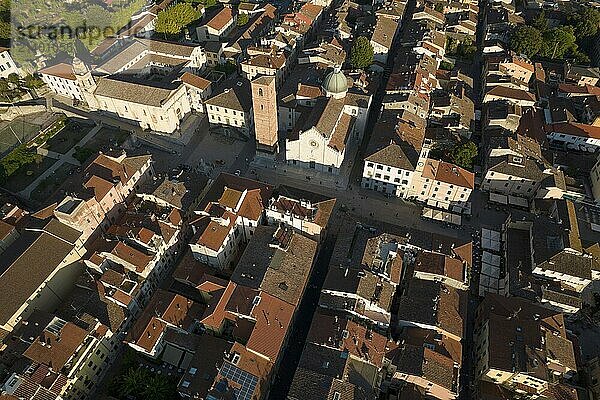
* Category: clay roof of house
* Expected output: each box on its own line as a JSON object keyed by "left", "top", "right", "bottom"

{"left": 232, "top": 226, "right": 317, "bottom": 306}
{"left": 94, "top": 77, "right": 180, "bottom": 107}
{"left": 421, "top": 159, "right": 474, "bottom": 189}
{"left": 137, "top": 38, "right": 196, "bottom": 57}
{"left": 180, "top": 72, "right": 211, "bottom": 90}
{"left": 206, "top": 7, "right": 234, "bottom": 30}
{"left": 308, "top": 311, "right": 389, "bottom": 367}
{"left": 413, "top": 250, "right": 466, "bottom": 284}
{"left": 547, "top": 122, "right": 600, "bottom": 139}
{"left": 486, "top": 86, "right": 536, "bottom": 102}
{"left": 508, "top": 55, "right": 535, "bottom": 72}
{"left": 246, "top": 291, "right": 294, "bottom": 361}
{"left": 478, "top": 294, "right": 577, "bottom": 378}
{"left": 38, "top": 63, "right": 76, "bottom": 80}
{"left": 192, "top": 208, "right": 237, "bottom": 252}
{"left": 24, "top": 319, "right": 88, "bottom": 371}
{"left": 200, "top": 280, "right": 237, "bottom": 330}
{"left": 205, "top": 79, "right": 252, "bottom": 112}
{"left": 109, "top": 241, "right": 153, "bottom": 272}
{"left": 299, "top": 2, "right": 323, "bottom": 20}
{"left": 391, "top": 327, "right": 461, "bottom": 392}
{"left": 126, "top": 289, "right": 203, "bottom": 353}
{"left": 371, "top": 16, "right": 398, "bottom": 48}
{"left": 397, "top": 279, "right": 467, "bottom": 339}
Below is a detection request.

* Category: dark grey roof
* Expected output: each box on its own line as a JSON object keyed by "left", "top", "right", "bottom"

{"left": 365, "top": 144, "right": 418, "bottom": 171}
{"left": 0, "top": 231, "right": 75, "bottom": 325}
{"left": 205, "top": 79, "right": 252, "bottom": 112}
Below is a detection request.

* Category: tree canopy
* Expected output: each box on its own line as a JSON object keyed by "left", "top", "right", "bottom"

{"left": 155, "top": 3, "right": 202, "bottom": 36}
{"left": 510, "top": 25, "right": 543, "bottom": 58}
{"left": 451, "top": 141, "right": 478, "bottom": 170}
{"left": 510, "top": 6, "right": 599, "bottom": 63}
{"left": 350, "top": 36, "right": 374, "bottom": 70}
{"left": 237, "top": 13, "right": 249, "bottom": 26}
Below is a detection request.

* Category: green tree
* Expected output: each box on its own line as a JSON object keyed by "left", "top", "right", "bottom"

{"left": 539, "top": 26, "right": 577, "bottom": 59}
{"left": 119, "top": 367, "right": 149, "bottom": 397}
{"left": 155, "top": 3, "right": 201, "bottom": 36}
{"left": 237, "top": 13, "right": 249, "bottom": 26}
{"left": 0, "top": 21, "right": 9, "bottom": 40}
{"left": 25, "top": 74, "right": 44, "bottom": 89}
{"left": 434, "top": 3, "right": 443, "bottom": 12}
{"left": 0, "top": 78, "right": 8, "bottom": 93}
{"left": 141, "top": 376, "right": 173, "bottom": 400}
{"left": 567, "top": 7, "right": 600, "bottom": 39}
{"left": 350, "top": 36, "right": 374, "bottom": 70}
{"left": 510, "top": 25, "right": 543, "bottom": 57}
{"left": 451, "top": 141, "right": 478, "bottom": 170}
{"left": 532, "top": 11, "right": 548, "bottom": 32}
{"left": 7, "top": 73, "right": 19, "bottom": 86}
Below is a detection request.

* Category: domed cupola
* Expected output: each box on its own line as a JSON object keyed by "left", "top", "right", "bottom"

{"left": 322, "top": 65, "right": 348, "bottom": 99}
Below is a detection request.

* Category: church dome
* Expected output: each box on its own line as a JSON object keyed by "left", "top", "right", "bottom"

{"left": 322, "top": 66, "right": 348, "bottom": 99}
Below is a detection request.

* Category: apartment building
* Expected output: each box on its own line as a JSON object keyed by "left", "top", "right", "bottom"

{"left": 189, "top": 174, "right": 272, "bottom": 269}
{"left": 205, "top": 79, "right": 254, "bottom": 136}
{"left": 319, "top": 221, "right": 404, "bottom": 328}
{"left": 54, "top": 153, "right": 153, "bottom": 241}
{"left": 0, "top": 220, "right": 86, "bottom": 334}
{"left": 474, "top": 295, "right": 577, "bottom": 396}
{"left": 265, "top": 187, "right": 335, "bottom": 242}
{"left": 39, "top": 63, "right": 84, "bottom": 100}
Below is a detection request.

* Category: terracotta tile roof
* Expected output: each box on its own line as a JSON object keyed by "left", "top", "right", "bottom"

{"left": 192, "top": 209, "right": 237, "bottom": 252}
{"left": 24, "top": 319, "right": 88, "bottom": 371}
{"left": 0, "top": 220, "right": 15, "bottom": 240}
{"left": 39, "top": 63, "right": 76, "bottom": 80}
{"left": 200, "top": 280, "right": 236, "bottom": 330}
{"left": 126, "top": 289, "right": 202, "bottom": 353}
{"left": 478, "top": 294, "right": 577, "bottom": 378}
{"left": 236, "top": 189, "right": 265, "bottom": 220}
{"left": 414, "top": 250, "right": 466, "bottom": 284}
{"left": 206, "top": 7, "right": 234, "bottom": 31}
{"left": 232, "top": 226, "right": 317, "bottom": 306}
{"left": 181, "top": 72, "right": 211, "bottom": 90}
{"left": 246, "top": 291, "right": 294, "bottom": 361}
{"left": 372, "top": 16, "right": 398, "bottom": 48}
{"left": 299, "top": 2, "right": 322, "bottom": 20}
{"left": 110, "top": 241, "right": 153, "bottom": 272}
{"left": 308, "top": 311, "right": 389, "bottom": 367}
{"left": 328, "top": 113, "right": 355, "bottom": 152}
{"left": 421, "top": 159, "right": 474, "bottom": 189}
{"left": 547, "top": 122, "right": 600, "bottom": 139}
{"left": 398, "top": 279, "right": 467, "bottom": 339}
{"left": 486, "top": 86, "right": 536, "bottom": 102}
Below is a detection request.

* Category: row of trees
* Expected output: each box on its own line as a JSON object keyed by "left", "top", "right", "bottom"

{"left": 510, "top": 7, "right": 600, "bottom": 63}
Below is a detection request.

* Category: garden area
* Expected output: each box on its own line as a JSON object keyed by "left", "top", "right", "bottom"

{"left": 29, "top": 162, "right": 79, "bottom": 204}
{"left": 103, "top": 348, "right": 180, "bottom": 400}
{"left": 42, "top": 118, "right": 95, "bottom": 154}
{"left": 74, "top": 126, "right": 130, "bottom": 162}
{"left": 1, "top": 153, "right": 56, "bottom": 193}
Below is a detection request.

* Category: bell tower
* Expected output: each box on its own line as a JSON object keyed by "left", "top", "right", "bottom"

{"left": 251, "top": 75, "right": 278, "bottom": 155}
{"left": 72, "top": 57, "right": 98, "bottom": 109}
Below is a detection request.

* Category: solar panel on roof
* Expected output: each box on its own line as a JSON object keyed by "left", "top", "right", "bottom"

{"left": 219, "top": 362, "right": 259, "bottom": 400}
